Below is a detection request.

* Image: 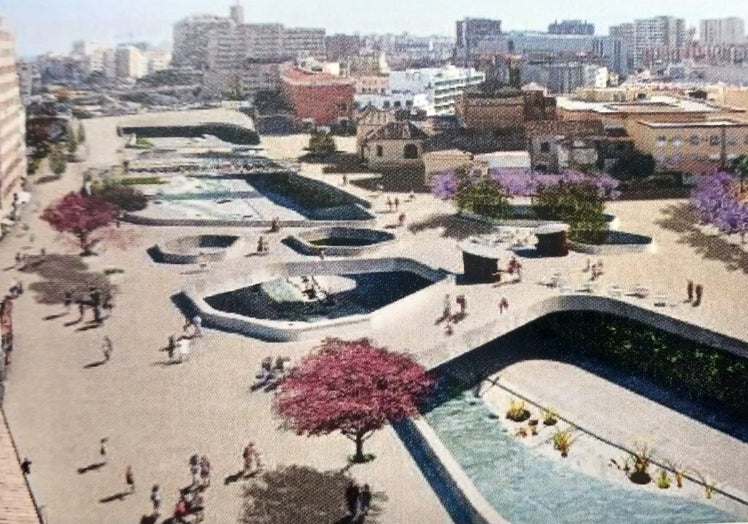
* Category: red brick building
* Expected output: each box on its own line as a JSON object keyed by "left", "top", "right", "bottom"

{"left": 280, "top": 63, "right": 355, "bottom": 126}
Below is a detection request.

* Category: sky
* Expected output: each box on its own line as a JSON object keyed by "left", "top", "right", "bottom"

{"left": 0, "top": 0, "right": 746, "bottom": 58}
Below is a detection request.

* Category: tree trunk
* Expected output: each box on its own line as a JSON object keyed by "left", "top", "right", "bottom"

{"left": 353, "top": 433, "right": 365, "bottom": 463}
{"left": 79, "top": 232, "right": 93, "bottom": 256}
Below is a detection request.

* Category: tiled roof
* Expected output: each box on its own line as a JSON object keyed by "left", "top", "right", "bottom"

{"left": 0, "top": 409, "right": 40, "bottom": 524}
{"left": 364, "top": 121, "right": 429, "bottom": 141}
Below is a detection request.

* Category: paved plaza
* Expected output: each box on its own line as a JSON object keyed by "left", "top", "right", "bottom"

{"left": 1, "top": 110, "right": 747, "bottom": 523}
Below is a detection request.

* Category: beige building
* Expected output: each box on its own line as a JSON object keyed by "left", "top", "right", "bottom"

{"left": 423, "top": 149, "right": 472, "bottom": 177}
{"left": 0, "top": 16, "right": 26, "bottom": 220}
{"left": 625, "top": 119, "right": 748, "bottom": 173}
{"left": 361, "top": 121, "right": 428, "bottom": 170}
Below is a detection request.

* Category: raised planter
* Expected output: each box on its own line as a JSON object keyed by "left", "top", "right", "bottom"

{"left": 569, "top": 230, "right": 654, "bottom": 255}
{"left": 286, "top": 227, "right": 396, "bottom": 257}
{"left": 153, "top": 234, "right": 245, "bottom": 264}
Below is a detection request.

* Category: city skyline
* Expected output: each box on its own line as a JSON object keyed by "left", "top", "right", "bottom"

{"left": 1, "top": 0, "right": 747, "bottom": 58}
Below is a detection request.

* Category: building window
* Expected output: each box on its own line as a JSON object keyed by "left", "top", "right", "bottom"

{"left": 376, "top": 145, "right": 383, "bottom": 157}
{"left": 656, "top": 136, "right": 666, "bottom": 147}
{"left": 727, "top": 136, "right": 738, "bottom": 146}
{"left": 670, "top": 136, "right": 682, "bottom": 147}
{"left": 540, "top": 141, "right": 550, "bottom": 153}
{"left": 403, "top": 143, "right": 419, "bottom": 159}
{"left": 710, "top": 135, "right": 720, "bottom": 146}
{"left": 383, "top": 101, "right": 390, "bottom": 109}
{"left": 690, "top": 135, "right": 700, "bottom": 145}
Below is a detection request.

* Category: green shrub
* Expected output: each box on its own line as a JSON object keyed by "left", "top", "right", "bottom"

{"left": 537, "top": 312, "right": 748, "bottom": 418}
{"left": 533, "top": 181, "right": 607, "bottom": 242}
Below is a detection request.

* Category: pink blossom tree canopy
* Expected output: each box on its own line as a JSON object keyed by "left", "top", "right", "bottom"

{"left": 273, "top": 338, "right": 434, "bottom": 462}
{"left": 41, "top": 191, "right": 118, "bottom": 255}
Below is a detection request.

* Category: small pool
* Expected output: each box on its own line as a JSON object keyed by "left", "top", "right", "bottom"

{"left": 423, "top": 392, "right": 739, "bottom": 524}
{"left": 309, "top": 237, "right": 380, "bottom": 247}
{"left": 204, "top": 270, "right": 431, "bottom": 323}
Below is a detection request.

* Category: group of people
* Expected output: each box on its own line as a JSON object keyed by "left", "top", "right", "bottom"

{"left": 492, "top": 256, "right": 523, "bottom": 285}
{"left": 686, "top": 279, "right": 704, "bottom": 307}
{"left": 440, "top": 293, "right": 468, "bottom": 336}
{"left": 242, "top": 441, "right": 263, "bottom": 477}
{"left": 584, "top": 258, "right": 605, "bottom": 281}
{"left": 385, "top": 196, "right": 401, "bottom": 213}
{"left": 70, "top": 287, "right": 113, "bottom": 325}
{"left": 344, "top": 481, "right": 372, "bottom": 523}
{"left": 251, "top": 356, "right": 290, "bottom": 391}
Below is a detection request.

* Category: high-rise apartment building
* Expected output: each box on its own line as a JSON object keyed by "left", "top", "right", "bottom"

{"left": 700, "top": 17, "right": 745, "bottom": 46}
{"left": 115, "top": 45, "right": 148, "bottom": 80}
{"left": 548, "top": 20, "right": 595, "bottom": 36}
{"left": 173, "top": 4, "right": 325, "bottom": 71}
{"left": 455, "top": 18, "right": 503, "bottom": 66}
{"left": 0, "top": 16, "right": 27, "bottom": 219}
{"left": 633, "top": 16, "right": 686, "bottom": 67}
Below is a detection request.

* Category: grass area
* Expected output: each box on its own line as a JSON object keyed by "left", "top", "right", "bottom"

{"left": 133, "top": 136, "right": 155, "bottom": 149}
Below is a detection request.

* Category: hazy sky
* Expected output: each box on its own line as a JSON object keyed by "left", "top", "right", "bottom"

{"left": 1, "top": 0, "right": 746, "bottom": 57}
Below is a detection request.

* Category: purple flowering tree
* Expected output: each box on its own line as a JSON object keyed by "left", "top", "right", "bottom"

{"left": 690, "top": 171, "right": 748, "bottom": 243}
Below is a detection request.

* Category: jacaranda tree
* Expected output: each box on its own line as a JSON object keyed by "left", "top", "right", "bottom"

{"left": 41, "top": 192, "right": 118, "bottom": 255}
{"left": 273, "top": 338, "right": 434, "bottom": 463}
{"left": 690, "top": 171, "right": 748, "bottom": 243}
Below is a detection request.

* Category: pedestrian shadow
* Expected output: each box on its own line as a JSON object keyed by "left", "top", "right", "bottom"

{"left": 83, "top": 360, "right": 107, "bottom": 369}
{"left": 76, "top": 323, "right": 102, "bottom": 332}
{"left": 99, "top": 490, "right": 131, "bottom": 503}
{"left": 63, "top": 319, "right": 82, "bottom": 327}
{"left": 224, "top": 470, "right": 250, "bottom": 485}
{"left": 43, "top": 313, "right": 67, "bottom": 321}
{"left": 139, "top": 515, "right": 158, "bottom": 524}
{"left": 3, "top": 265, "right": 16, "bottom": 271}
{"left": 77, "top": 461, "right": 106, "bottom": 474}
{"left": 151, "top": 360, "right": 180, "bottom": 367}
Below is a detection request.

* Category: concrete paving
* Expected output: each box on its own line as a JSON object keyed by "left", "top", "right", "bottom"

{"left": 0, "top": 110, "right": 746, "bottom": 523}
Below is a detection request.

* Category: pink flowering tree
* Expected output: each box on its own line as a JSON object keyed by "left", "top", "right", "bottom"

{"left": 273, "top": 338, "right": 434, "bottom": 463}
{"left": 41, "top": 192, "right": 118, "bottom": 256}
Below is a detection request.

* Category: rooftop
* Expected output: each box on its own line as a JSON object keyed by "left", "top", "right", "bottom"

{"left": 365, "top": 121, "right": 429, "bottom": 141}
{"left": 639, "top": 119, "right": 748, "bottom": 128}
{"left": 280, "top": 64, "right": 354, "bottom": 87}
{"left": 556, "top": 95, "right": 719, "bottom": 114}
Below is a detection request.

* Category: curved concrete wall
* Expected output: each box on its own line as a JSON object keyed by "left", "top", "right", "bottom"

{"left": 155, "top": 235, "right": 245, "bottom": 264}
{"left": 181, "top": 258, "right": 451, "bottom": 342}
{"left": 405, "top": 293, "right": 748, "bottom": 524}
{"left": 286, "top": 227, "right": 396, "bottom": 257}
{"left": 123, "top": 213, "right": 376, "bottom": 229}
{"left": 416, "top": 294, "right": 748, "bottom": 370}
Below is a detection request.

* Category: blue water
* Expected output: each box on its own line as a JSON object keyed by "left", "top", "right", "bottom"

{"left": 424, "top": 392, "right": 739, "bottom": 524}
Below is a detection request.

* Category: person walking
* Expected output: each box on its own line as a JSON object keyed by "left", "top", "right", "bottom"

{"left": 166, "top": 335, "right": 177, "bottom": 362}
{"left": 686, "top": 279, "right": 694, "bottom": 303}
{"left": 125, "top": 465, "right": 135, "bottom": 493}
{"left": 386, "top": 196, "right": 393, "bottom": 213}
{"left": 192, "top": 314, "right": 202, "bottom": 337}
{"left": 344, "top": 481, "right": 360, "bottom": 518}
{"left": 394, "top": 197, "right": 400, "bottom": 211}
{"left": 20, "top": 457, "right": 31, "bottom": 475}
{"left": 456, "top": 294, "right": 466, "bottom": 316}
{"left": 77, "top": 301, "right": 87, "bottom": 323}
{"left": 63, "top": 291, "right": 73, "bottom": 313}
{"left": 355, "top": 484, "right": 372, "bottom": 523}
{"left": 242, "top": 442, "right": 261, "bottom": 476}
{"left": 199, "top": 455, "right": 211, "bottom": 488}
{"left": 102, "top": 336, "right": 113, "bottom": 362}
{"left": 150, "top": 484, "right": 162, "bottom": 515}
{"left": 442, "top": 294, "right": 452, "bottom": 321}
{"left": 99, "top": 438, "right": 108, "bottom": 465}
{"left": 499, "top": 297, "right": 509, "bottom": 314}
{"left": 694, "top": 284, "right": 703, "bottom": 307}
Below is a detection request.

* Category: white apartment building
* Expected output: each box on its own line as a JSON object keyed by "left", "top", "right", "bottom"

{"left": 388, "top": 65, "right": 485, "bottom": 115}
{"left": 16, "top": 61, "right": 41, "bottom": 99}
{"left": 700, "top": 17, "right": 745, "bottom": 46}
{"left": 634, "top": 16, "right": 686, "bottom": 67}
{"left": 175, "top": 4, "right": 325, "bottom": 71}
{"left": 0, "top": 16, "right": 27, "bottom": 219}
{"left": 147, "top": 50, "right": 172, "bottom": 74}
{"left": 115, "top": 45, "right": 148, "bottom": 80}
